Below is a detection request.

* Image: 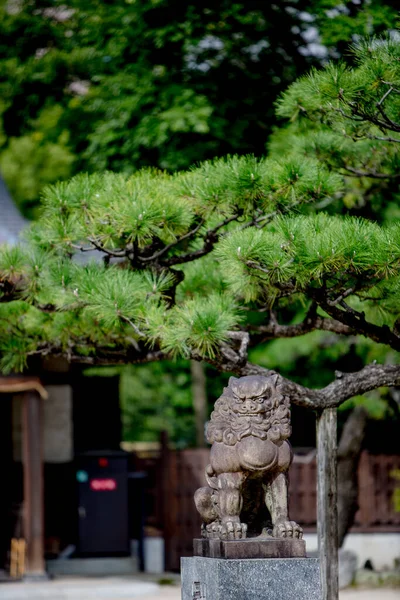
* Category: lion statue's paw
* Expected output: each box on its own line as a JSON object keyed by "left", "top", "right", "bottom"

{"left": 219, "top": 521, "right": 248, "bottom": 540}
{"left": 273, "top": 520, "right": 303, "bottom": 539}
{"left": 204, "top": 521, "right": 248, "bottom": 540}
{"left": 204, "top": 522, "right": 221, "bottom": 539}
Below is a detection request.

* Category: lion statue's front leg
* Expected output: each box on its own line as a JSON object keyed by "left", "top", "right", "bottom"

{"left": 265, "top": 472, "right": 303, "bottom": 539}
{"left": 194, "top": 471, "right": 248, "bottom": 540}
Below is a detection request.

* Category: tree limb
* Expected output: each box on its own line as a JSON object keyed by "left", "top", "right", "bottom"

{"left": 311, "top": 292, "right": 400, "bottom": 350}
{"left": 87, "top": 238, "right": 126, "bottom": 257}
{"left": 233, "top": 360, "right": 400, "bottom": 410}
{"left": 343, "top": 165, "right": 400, "bottom": 180}
{"left": 31, "top": 344, "right": 169, "bottom": 366}
{"left": 138, "top": 219, "right": 205, "bottom": 263}
{"left": 24, "top": 335, "right": 400, "bottom": 410}
{"left": 250, "top": 314, "right": 354, "bottom": 339}
{"left": 366, "top": 133, "right": 400, "bottom": 143}
{"left": 160, "top": 214, "right": 239, "bottom": 267}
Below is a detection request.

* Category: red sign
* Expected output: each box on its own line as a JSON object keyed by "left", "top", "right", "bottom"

{"left": 90, "top": 478, "right": 117, "bottom": 491}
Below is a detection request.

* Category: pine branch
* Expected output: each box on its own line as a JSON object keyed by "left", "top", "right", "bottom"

{"left": 138, "top": 219, "right": 205, "bottom": 263}
{"left": 245, "top": 260, "right": 271, "bottom": 275}
{"left": 87, "top": 238, "right": 126, "bottom": 257}
{"left": 26, "top": 339, "right": 169, "bottom": 366}
{"left": 366, "top": 134, "right": 400, "bottom": 143}
{"left": 56, "top": 348, "right": 168, "bottom": 365}
{"left": 227, "top": 330, "right": 250, "bottom": 362}
{"left": 311, "top": 291, "right": 400, "bottom": 350}
{"left": 119, "top": 315, "right": 144, "bottom": 348}
{"left": 161, "top": 214, "right": 239, "bottom": 267}
{"left": 337, "top": 86, "right": 400, "bottom": 134}
{"left": 21, "top": 334, "right": 400, "bottom": 411}
{"left": 163, "top": 267, "right": 185, "bottom": 308}
{"left": 238, "top": 210, "right": 276, "bottom": 231}
{"left": 225, "top": 359, "right": 400, "bottom": 410}
{"left": 343, "top": 166, "right": 400, "bottom": 179}
{"left": 71, "top": 244, "right": 97, "bottom": 252}
{"left": 352, "top": 106, "right": 400, "bottom": 134}
{"left": 375, "top": 86, "right": 400, "bottom": 132}
{"left": 326, "top": 288, "right": 355, "bottom": 307}
{"left": 249, "top": 311, "right": 354, "bottom": 339}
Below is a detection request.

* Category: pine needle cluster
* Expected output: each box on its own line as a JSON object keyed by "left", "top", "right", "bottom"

{"left": 274, "top": 36, "right": 400, "bottom": 208}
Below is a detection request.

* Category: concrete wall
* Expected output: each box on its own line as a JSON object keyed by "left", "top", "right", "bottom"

{"left": 43, "top": 385, "right": 73, "bottom": 463}
{"left": 12, "top": 385, "right": 73, "bottom": 462}
{"left": 304, "top": 532, "right": 400, "bottom": 570}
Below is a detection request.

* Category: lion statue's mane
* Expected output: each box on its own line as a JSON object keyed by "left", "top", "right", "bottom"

{"left": 206, "top": 375, "right": 291, "bottom": 447}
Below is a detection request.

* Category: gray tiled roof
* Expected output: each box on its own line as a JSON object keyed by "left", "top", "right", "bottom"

{"left": 0, "top": 177, "right": 28, "bottom": 244}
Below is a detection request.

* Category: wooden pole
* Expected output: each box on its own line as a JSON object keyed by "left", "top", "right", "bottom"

{"left": 159, "top": 430, "right": 169, "bottom": 571}
{"left": 190, "top": 361, "right": 207, "bottom": 447}
{"left": 22, "top": 391, "right": 46, "bottom": 578}
{"left": 317, "top": 407, "right": 338, "bottom": 600}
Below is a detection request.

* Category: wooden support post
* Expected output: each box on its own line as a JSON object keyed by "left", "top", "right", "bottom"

{"left": 190, "top": 361, "right": 207, "bottom": 447}
{"left": 159, "top": 430, "right": 170, "bottom": 571}
{"left": 22, "top": 391, "right": 46, "bottom": 578}
{"left": 317, "top": 407, "right": 338, "bottom": 600}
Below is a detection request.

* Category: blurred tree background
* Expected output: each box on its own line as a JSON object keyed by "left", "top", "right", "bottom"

{"left": 0, "top": 0, "right": 399, "bottom": 448}
{"left": 1, "top": 0, "right": 397, "bottom": 218}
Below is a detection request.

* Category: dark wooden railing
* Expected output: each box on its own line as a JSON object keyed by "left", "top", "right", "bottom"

{"left": 153, "top": 449, "right": 400, "bottom": 571}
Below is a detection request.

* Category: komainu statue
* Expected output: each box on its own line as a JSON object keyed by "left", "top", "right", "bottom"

{"left": 194, "top": 375, "right": 303, "bottom": 541}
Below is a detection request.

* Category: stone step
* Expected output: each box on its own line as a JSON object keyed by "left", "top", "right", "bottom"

{"left": 46, "top": 557, "right": 139, "bottom": 578}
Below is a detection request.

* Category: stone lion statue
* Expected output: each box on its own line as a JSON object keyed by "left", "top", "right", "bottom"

{"left": 194, "top": 375, "right": 303, "bottom": 540}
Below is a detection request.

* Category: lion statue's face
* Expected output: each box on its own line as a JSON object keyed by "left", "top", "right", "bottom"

{"left": 206, "top": 375, "right": 291, "bottom": 446}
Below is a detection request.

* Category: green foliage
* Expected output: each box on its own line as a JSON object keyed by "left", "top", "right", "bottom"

{"left": 158, "top": 294, "right": 241, "bottom": 359}
{"left": 1, "top": 0, "right": 397, "bottom": 215}
{"left": 120, "top": 361, "right": 196, "bottom": 446}
{"left": 217, "top": 214, "right": 400, "bottom": 321}
{"left": 0, "top": 106, "right": 75, "bottom": 218}
{"left": 307, "top": 1, "right": 398, "bottom": 53}
{"left": 177, "top": 256, "right": 226, "bottom": 300}
{"left": 339, "top": 393, "right": 391, "bottom": 420}
{"left": 273, "top": 36, "right": 400, "bottom": 222}
{"left": 28, "top": 155, "right": 334, "bottom": 258}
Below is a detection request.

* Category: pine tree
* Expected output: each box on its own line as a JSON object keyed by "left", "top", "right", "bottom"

{"left": 1, "top": 37, "right": 400, "bottom": 411}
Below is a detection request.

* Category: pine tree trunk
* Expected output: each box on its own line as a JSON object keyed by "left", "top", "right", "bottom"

{"left": 337, "top": 405, "right": 368, "bottom": 547}
{"left": 190, "top": 360, "right": 207, "bottom": 447}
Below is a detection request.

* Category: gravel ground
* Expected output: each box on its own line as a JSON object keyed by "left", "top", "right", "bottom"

{"left": 0, "top": 578, "right": 399, "bottom": 600}
{"left": 340, "top": 591, "right": 400, "bottom": 600}
{"left": 143, "top": 586, "right": 400, "bottom": 600}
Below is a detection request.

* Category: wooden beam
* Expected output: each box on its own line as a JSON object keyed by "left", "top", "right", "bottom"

{"left": 0, "top": 377, "right": 48, "bottom": 400}
{"left": 22, "top": 391, "right": 46, "bottom": 578}
{"left": 317, "top": 407, "right": 338, "bottom": 600}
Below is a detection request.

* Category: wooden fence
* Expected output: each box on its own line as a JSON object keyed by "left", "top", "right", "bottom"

{"left": 156, "top": 450, "right": 400, "bottom": 571}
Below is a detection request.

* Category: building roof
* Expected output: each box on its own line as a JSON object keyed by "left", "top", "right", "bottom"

{"left": 0, "top": 177, "right": 28, "bottom": 245}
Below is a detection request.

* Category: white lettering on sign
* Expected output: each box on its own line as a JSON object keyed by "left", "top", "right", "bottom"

{"left": 90, "top": 478, "right": 117, "bottom": 491}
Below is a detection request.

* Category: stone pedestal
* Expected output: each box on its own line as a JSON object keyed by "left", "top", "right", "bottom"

{"left": 181, "top": 556, "right": 322, "bottom": 600}
{"left": 193, "top": 537, "right": 306, "bottom": 559}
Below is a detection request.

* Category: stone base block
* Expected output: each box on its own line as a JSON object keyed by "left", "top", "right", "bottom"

{"left": 181, "top": 556, "right": 322, "bottom": 600}
{"left": 193, "top": 537, "right": 306, "bottom": 559}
